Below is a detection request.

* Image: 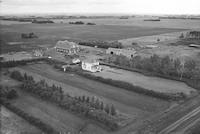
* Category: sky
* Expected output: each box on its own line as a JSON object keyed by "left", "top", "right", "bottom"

{"left": 0, "top": 0, "right": 200, "bottom": 15}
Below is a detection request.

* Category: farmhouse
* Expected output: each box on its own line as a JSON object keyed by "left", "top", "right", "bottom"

{"left": 82, "top": 60, "right": 102, "bottom": 73}
{"left": 55, "top": 40, "right": 80, "bottom": 55}
{"left": 106, "top": 48, "right": 136, "bottom": 58}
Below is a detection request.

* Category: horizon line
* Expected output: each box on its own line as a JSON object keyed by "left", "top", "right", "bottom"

{"left": 0, "top": 12, "right": 200, "bottom": 16}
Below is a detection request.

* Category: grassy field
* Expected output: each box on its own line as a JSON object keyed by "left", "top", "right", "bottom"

{"left": 1, "top": 73, "right": 108, "bottom": 134}
{"left": 1, "top": 106, "right": 42, "bottom": 134}
{"left": 16, "top": 63, "right": 170, "bottom": 112}
{"left": 8, "top": 63, "right": 172, "bottom": 133}
{"left": 0, "top": 22, "right": 184, "bottom": 42}
{"left": 93, "top": 65, "right": 196, "bottom": 95}
{"left": 52, "top": 18, "right": 200, "bottom": 29}
{"left": 0, "top": 19, "right": 188, "bottom": 54}
{"left": 12, "top": 91, "right": 108, "bottom": 134}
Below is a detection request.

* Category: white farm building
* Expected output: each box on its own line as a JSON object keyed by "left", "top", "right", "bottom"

{"left": 81, "top": 60, "right": 102, "bottom": 73}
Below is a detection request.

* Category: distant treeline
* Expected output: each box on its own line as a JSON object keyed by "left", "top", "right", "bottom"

{"left": 159, "top": 17, "right": 200, "bottom": 20}
{"left": 144, "top": 19, "right": 160, "bottom": 21}
{"left": 0, "top": 18, "right": 55, "bottom": 23}
{"left": 79, "top": 40, "right": 123, "bottom": 49}
{"left": 10, "top": 70, "right": 120, "bottom": 130}
{"left": 69, "top": 21, "right": 84, "bottom": 24}
{"left": 32, "top": 19, "right": 54, "bottom": 24}
{"left": 69, "top": 21, "right": 96, "bottom": 25}
{"left": 1, "top": 18, "right": 33, "bottom": 22}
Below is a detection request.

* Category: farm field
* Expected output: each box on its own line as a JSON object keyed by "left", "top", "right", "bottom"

{"left": 8, "top": 63, "right": 172, "bottom": 132}
{"left": 17, "top": 63, "right": 171, "bottom": 112}
{"left": 1, "top": 18, "right": 200, "bottom": 29}
{"left": 93, "top": 65, "right": 196, "bottom": 95}
{"left": 1, "top": 106, "right": 42, "bottom": 134}
{"left": 1, "top": 16, "right": 200, "bottom": 134}
{"left": 11, "top": 91, "right": 108, "bottom": 134}
{"left": 0, "top": 22, "right": 185, "bottom": 42}
{"left": 52, "top": 18, "right": 200, "bottom": 29}
{"left": 119, "top": 31, "right": 186, "bottom": 47}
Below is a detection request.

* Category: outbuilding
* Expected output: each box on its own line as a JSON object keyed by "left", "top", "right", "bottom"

{"left": 106, "top": 47, "right": 136, "bottom": 58}
{"left": 81, "top": 60, "right": 102, "bottom": 73}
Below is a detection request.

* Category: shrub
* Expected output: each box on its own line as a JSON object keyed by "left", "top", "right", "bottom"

{"left": 0, "top": 87, "right": 18, "bottom": 100}
{"left": 6, "top": 89, "right": 18, "bottom": 99}
{"left": 10, "top": 70, "right": 24, "bottom": 81}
